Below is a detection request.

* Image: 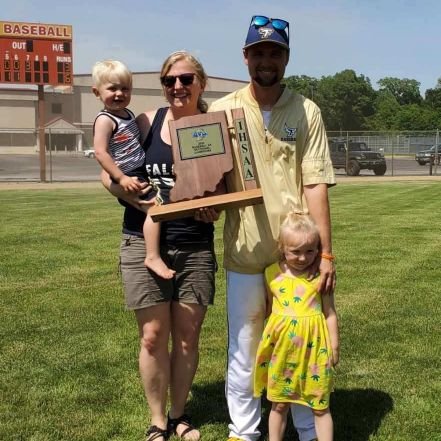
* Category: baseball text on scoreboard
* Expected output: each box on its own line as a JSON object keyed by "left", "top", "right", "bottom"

{"left": 0, "top": 21, "right": 73, "bottom": 86}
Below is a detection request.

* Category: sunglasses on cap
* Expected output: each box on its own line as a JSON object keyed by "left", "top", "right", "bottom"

{"left": 250, "top": 15, "right": 289, "bottom": 32}
{"left": 160, "top": 73, "right": 196, "bottom": 87}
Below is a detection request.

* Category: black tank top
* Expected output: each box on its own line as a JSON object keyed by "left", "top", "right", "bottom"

{"left": 121, "top": 108, "right": 214, "bottom": 245}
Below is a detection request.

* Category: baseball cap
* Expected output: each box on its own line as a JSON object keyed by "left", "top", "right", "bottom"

{"left": 244, "top": 15, "right": 290, "bottom": 50}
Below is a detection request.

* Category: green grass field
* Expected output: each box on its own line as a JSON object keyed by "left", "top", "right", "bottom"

{"left": 1, "top": 182, "right": 440, "bottom": 441}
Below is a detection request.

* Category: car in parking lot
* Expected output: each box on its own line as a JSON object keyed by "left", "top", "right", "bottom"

{"left": 83, "top": 149, "right": 96, "bottom": 158}
{"left": 329, "top": 139, "right": 387, "bottom": 176}
{"left": 415, "top": 145, "right": 441, "bottom": 165}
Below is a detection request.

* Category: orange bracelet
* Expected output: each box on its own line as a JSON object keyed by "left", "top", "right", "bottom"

{"left": 320, "top": 252, "right": 336, "bottom": 262}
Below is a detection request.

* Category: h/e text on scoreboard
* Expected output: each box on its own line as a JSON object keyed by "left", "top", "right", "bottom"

{"left": 0, "top": 21, "right": 73, "bottom": 86}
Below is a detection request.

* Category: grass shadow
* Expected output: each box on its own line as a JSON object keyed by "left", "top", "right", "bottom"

{"left": 332, "top": 388, "right": 393, "bottom": 441}
{"left": 186, "top": 381, "right": 229, "bottom": 427}
{"left": 260, "top": 388, "right": 393, "bottom": 441}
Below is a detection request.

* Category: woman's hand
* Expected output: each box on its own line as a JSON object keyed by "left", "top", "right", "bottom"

{"left": 119, "top": 175, "right": 145, "bottom": 193}
{"left": 102, "top": 171, "right": 155, "bottom": 212}
{"left": 112, "top": 182, "right": 156, "bottom": 213}
{"left": 194, "top": 207, "right": 220, "bottom": 223}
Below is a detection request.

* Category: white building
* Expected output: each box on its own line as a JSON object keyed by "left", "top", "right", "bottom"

{"left": 0, "top": 72, "right": 247, "bottom": 153}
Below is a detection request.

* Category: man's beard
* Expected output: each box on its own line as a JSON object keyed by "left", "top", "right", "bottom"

{"left": 252, "top": 72, "right": 280, "bottom": 88}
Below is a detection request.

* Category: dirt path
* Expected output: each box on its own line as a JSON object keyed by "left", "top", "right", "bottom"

{"left": 1, "top": 175, "right": 441, "bottom": 191}
{"left": 0, "top": 181, "right": 103, "bottom": 190}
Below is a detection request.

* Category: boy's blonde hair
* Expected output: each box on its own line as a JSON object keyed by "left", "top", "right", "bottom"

{"left": 160, "top": 50, "right": 208, "bottom": 113}
{"left": 278, "top": 211, "right": 320, "bottom": 253}
{"left": 92, "top": 60, "right": 132, "bottom": 88}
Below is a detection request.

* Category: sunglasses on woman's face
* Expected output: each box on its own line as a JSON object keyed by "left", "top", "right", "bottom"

{"left": 250, "top": 15, "right": 289, "bottom": 32}
{"left": 160, "top": 73, "right": 196, "bottom": 88}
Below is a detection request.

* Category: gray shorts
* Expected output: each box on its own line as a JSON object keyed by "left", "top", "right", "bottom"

{"left": 119, "top": 234, "right": 217, "bottom": 310}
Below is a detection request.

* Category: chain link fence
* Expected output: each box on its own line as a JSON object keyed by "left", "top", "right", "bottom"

{"left": 327, "top": 130, "right": 441, "bottom": 177}
{"left": 0, "top": 128, "right": 440, "bottom": 182}
{"left": 327, "top": 130, "right": 440, "bottom": 154}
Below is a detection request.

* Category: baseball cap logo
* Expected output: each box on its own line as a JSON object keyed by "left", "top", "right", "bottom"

{"left": 258, "top": 27, "right": 274, "bottom": 39}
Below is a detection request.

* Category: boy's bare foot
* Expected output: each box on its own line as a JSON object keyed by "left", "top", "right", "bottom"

{"left": 144, "top": 256, "right": 175, "bottom": 279}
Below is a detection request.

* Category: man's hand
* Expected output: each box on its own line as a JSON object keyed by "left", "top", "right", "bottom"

{"left": 194, "top": 207, "right": 220, "bottom": 223}
{"left": 317, "top": 257, "right": 336, "bottom": 295}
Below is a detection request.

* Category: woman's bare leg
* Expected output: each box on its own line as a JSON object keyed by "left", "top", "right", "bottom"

{"left": 135, "top": 304, "right": 171, "bottom": 434}
{"left": 168, "top": 302, "right": 207, "bottom": 440}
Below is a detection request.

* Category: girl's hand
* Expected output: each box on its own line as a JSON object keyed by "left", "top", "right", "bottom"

{"left": 332, "top": 346, "right": 340, "bottom": 366}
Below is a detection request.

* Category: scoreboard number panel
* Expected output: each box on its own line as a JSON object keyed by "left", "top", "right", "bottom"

{"left": 0, "top": 21, "right": 73, "bottom": 86}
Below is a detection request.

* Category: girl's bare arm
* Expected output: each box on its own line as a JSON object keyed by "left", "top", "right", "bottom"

{"left": 322, "top": 292, "right": 340, "bottom": 365}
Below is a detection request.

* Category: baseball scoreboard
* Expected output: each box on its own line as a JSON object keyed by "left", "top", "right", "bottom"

{"left": 0, "top": 21, "right": 73, "bottom": 86}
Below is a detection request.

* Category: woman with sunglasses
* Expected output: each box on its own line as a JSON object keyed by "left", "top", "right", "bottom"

{"left": 102, "top": 51, "right": 217, "bottom": 441}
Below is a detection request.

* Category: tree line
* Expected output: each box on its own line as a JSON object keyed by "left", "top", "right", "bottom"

{"left": 283, "top": 71, "right": 441, "bottom": 131}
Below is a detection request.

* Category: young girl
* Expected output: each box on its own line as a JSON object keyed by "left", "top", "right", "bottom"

{"left": 92, "top": 60, "right": 174, "bottom": 279}
{"left": 254, "top": 212, "right": 339, "bottom": 441}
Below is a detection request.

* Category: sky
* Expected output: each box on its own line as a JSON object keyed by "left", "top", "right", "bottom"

{"left": 5, "top": 0, "right": 441, "bottom": 94}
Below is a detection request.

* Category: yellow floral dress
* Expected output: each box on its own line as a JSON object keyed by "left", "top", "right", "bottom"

{"left": 254, "top": 262, "right": 335, "bottom": 409}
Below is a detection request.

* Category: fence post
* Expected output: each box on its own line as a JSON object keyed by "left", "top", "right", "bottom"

{"left": 48, "top": 129, "right": 53, "bottom": 182}
{"left": 391, "top": 138, "right": 394, "bottom": 176}
{"left": 38, "top": 85, "right": 46, "bottom": 182}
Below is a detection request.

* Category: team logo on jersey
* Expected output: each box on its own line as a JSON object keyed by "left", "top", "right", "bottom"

{"left": 281, "top": 123, "right": 297, "bottom": 142}
{"left": 114, "top": 133, "right": 131, "bottom": 143}
{"left": 192, "top": 128, "right": 208, "bottom": 141}
{"left": 259, "top": 27, "right": 274, "bottom": 39}
{"left": 113, "top": 133, "right": 132, "bottom": 142}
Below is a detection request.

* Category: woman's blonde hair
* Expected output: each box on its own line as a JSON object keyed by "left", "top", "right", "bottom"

{"left": 160, "top": 50, "right": 208, "bottom": 113}
{"left": 278, "top": 211, "right": 320, "bottom": 253}
{"left": 92, "top": 60, "right": 132, "bottom": 88}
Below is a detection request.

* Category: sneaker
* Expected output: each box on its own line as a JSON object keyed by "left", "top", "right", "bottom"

{"left": 227, "top": 438, "right": 245, "bottom": 441}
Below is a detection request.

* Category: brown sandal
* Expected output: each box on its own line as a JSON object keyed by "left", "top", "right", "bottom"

{"left": 145, "top": 425, "right": 169, "bottom": 441}
{"left": 167, "top": 414, "right": 199, "bottom": 440}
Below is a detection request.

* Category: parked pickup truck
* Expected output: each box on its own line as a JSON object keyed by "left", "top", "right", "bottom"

{"left": 414, "top": 145, "right": 441, "bottom": 165}
{"left": 329, "top": 140, "right": 387, "bottom": 176}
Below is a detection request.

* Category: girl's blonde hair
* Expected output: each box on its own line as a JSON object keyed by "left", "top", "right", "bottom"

{"left": 278, "top": 211, "right": 320, "bottom": 253}
{"left": 160, "top": 50, "right": 208, "bottom": 113}
{"left": 92, "top": 60, "right": 132, "bottom": 88}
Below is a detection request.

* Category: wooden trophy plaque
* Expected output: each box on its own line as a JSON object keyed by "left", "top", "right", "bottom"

{"left": 149, "top": 109, "right": 263, "bottom": 222}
